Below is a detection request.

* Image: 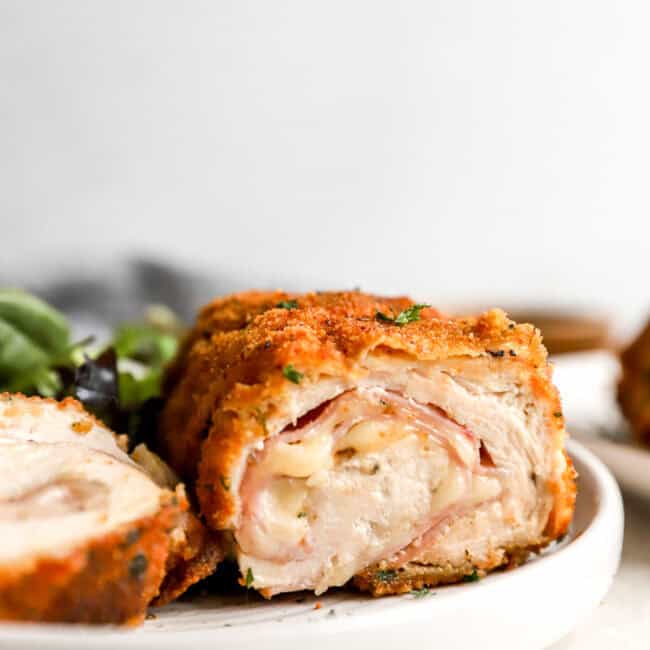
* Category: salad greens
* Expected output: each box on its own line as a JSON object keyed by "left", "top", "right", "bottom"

{"left": 0, "top": 289, "right": 184, "bottom": 446}
{"left": 0, "top": 289, "right": 75, "bottom": 396}
{"left": 112, "top": 304, "right": 183, "bottom": 407}
{"left": 282, "top": 363, "right": 303, "bottom": 384}
{"left": 275, "top": 300, "right": 299, "bottom": 310}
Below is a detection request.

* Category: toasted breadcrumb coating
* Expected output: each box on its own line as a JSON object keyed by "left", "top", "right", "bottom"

{"left": 153, "top": 509, "right": 223, "bottom": 607}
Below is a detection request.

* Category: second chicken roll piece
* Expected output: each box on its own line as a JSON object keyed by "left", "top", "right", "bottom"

{"left": 158, "top": 291, "right": 576, "bottom": 597}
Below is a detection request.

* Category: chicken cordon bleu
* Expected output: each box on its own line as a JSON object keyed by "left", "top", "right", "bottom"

{"left": 618, "top": 318, "right": 650, "bottom": 447}
{"left": 158, "top": 291, "right": 576, "bottom": 597}
{"left": 0, "top": 394, "right": 221, "bottom": 623}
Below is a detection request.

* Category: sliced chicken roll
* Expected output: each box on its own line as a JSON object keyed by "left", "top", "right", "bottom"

{"left": 0, "top": 394, "right": 219, "bottom": 623}
{"left": 158, "top": 291, "right": 576, "bottom": 597}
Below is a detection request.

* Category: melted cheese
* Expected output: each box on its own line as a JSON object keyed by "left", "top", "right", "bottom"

{"left": 258, "top": 478, "right": 309, "bottom": 547}
{"left": 262, "top": 432, "right": 333, "bottom": 478}
{"left": 429, "top": 463, "right": 467, "bottom": 511}
{"left": 334, "top": 420, "right": 411, "bottom": 454}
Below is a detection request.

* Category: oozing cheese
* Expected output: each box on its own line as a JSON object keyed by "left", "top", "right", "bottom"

{"left": 334, "top": 420, "right": 412, "bottom": 455}
{"left": 428, "top": 463, "right": 467, "bottom": 512}
{"left": 261, "top": 432, "right": 333, "bottom": 478}
{"left": 256, "top": 478, "right": 309, "bottom": 548}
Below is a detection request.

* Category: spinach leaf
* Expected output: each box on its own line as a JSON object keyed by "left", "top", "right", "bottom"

{"left": 0, "top": 288, "right": 70, "bottom": 355}
{"left": 0, "top": 319, "right": 50, "bottom": 377}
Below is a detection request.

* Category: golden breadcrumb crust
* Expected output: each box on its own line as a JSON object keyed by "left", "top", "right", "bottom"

{"left": 158, "top": 291, "right": 576, "bottom": 553}
{"left": 353, "top": 543, "right": 543, "bottom": 595}
{"left": 618, "top": 318, "right": 650, "bottom": 446}
{"left": 153, "top": 511, "right": 223, "bottom": 607}
{"left": 0, "top": 502, "right": 178, "bottom": 625}
{"left": 162, "top": 291, "right": 418, "bottom": 397}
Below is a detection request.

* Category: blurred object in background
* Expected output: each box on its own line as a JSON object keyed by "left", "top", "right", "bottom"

{"left": 25, "top": 258, "right": 224, "bottom": 342}
{"left": 507, "top": 310, "right": 612, "bottom": 356}
{"left": 618, "top": 315, "right": 650, "bottom": 447}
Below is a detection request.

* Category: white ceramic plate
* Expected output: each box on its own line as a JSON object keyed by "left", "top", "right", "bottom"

{"left": 0, "top": 440, "right": 622, "bottom": 650}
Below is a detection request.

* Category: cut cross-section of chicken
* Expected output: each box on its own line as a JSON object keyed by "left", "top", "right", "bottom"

{"left": 0, "top": 393, "right": 220, "bottom": 623}
{"left": 235, "top": 386, "right": 483, "bottom": 594}
{"left": 1, "top": 441, "right": 164, "bottom": 567}
{"left": 158, "top": 291, "right": 576, "bottom": 597}
{"left": 0, "top": 393, "right": 130, "bottom": 459}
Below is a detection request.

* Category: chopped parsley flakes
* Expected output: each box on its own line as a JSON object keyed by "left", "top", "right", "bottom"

{"left": 375, "top": 569, "right": 397, "bottom": 583}
{"left": 462, "top": 569, "right": 480, "bottom": 583}
{"left": 124, "top": 529, "right": 141, "bottom": 546}
{"left": 283, "top": 363, "right": 303, "bottom": 384}
{"left": 375, "top": 304, "right": 431, "bottom": 326}
{"left": 128, "top": 553, "right": 148, "bottom": 579}
{"left": 276, "top": 300, "right": 299, "bottom": 310}
{"left": 245, "top": 567, "right": 254, "bottom": 588}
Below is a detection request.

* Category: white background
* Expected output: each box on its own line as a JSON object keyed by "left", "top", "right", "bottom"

{"left": 1, "top": 1, "right": 649, "bottom": 328}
